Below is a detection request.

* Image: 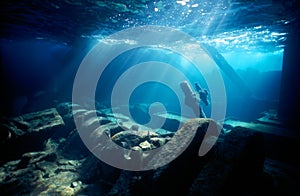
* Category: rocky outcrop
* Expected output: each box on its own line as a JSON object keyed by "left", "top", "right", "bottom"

{"left": 108, "top": 118, "right": 224, "bottom": 195}
{"left": 189, "top": 126, "right": 265, "bottom": 195}
{"left": 0, "top": 138, "right": 83, "bottom": 195}
{"left": 107, "top": 120, "right": 266, "bottom": 196}
{"left": 0, "top": 103, "right": 267, "bottom": 195}
{"left": 0, "top": 108, "right": 64, "bottom": 164}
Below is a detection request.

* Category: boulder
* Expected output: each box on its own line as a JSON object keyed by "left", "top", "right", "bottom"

{"left": 0, "top": 108, "right": 64, "bottom": 164}
{"left": 188, "top": 126, "right": 265, "bottom": 195}
{"left": 146, "top": 118, "right": 222, "bottom": 195}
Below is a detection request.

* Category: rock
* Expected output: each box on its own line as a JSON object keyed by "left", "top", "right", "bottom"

{"left": 0, "top": 156, "right": 81, "bottom": 195}
{"left": 0, "top": 164, "right": 43, "bottom": 195}
{"left": 59, "top": 129, "right": 90, "bottom": 159}
{"left": 0, "top": 108, "right": 65, "bottom": 164}
{"left": 188, "top": 126, "right": 265, "bottom": 195}
{"left": 131, "top": 146, "right": 142, "bottom": 151}
{"left": 56, "top": 103, "right": 82, "bottom": 131}
{"left": 71, "top": 181, "right": 79, "bottom": 188}
{"left": 67, "top": 160, "right": 78, "bottom": 166}
{"left": 36, "top": 160, "right": 58, "bottom": 175}
{"left": 35, "top": 171, "right": 79, "bottom": 195}
{"left": 17, "top": 151, "right": 57, "bottom": 169}
{"left": 56, "top": 102, "right": 81, "bottom": 116}
{"left": 108, "top": 119, "right": 263, "bottom": 195}
{"left": 78, "top": 154, "right": 120, "bottom": 190}
{"left": 139, "top": 140, "right": 152, "bottom": 150}
{"left": 13, "top": 108, "right": 65, "bottom": 132}
{"left": 145, "top": 118, "right": 222, "bottom": 195}
{"left": 88, "top": 126, "right": 109, "bottom": 147}
{"left": 111, "top": 130, "right": 159, "bottom": 149}
{"left": 0, "top": 102, "right": 269, "bottom": 196}
{"left": 108, "top": 118, "right": 222, "bottom": 195}
{"left": 39, "top": 185, "right": 74, "bottom": 196}
{"left": 108, "top": 171, "right": 133, "bottom": 196}
{"left": 10, "top": 119, "right": 31, "bottom": 131}
{"left": 149, "top": 137, "right": 166, "bottom": 148}
{"left": 1, "top": 103, "right": 122, "bottom": 195}
{"left": 56, "top": 102, "right": 112, "bottom": 136}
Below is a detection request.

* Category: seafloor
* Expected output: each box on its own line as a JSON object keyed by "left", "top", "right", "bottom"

{"left": 0, "top": 102, "right": 299, "bottom": 195}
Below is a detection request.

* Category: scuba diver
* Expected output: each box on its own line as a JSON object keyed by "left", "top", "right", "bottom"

{"left": 195, "top": 82, "right": 209, "bottom": 106}
{"left": 180, "top": 81, "right": 209, "bottom": 118}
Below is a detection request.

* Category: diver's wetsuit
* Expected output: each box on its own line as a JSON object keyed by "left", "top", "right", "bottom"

{"left": 195, "top": 83, "right": 209, "bottom": 106}
{"left": 180, "top": 81, "right": 207, "bottom": 118}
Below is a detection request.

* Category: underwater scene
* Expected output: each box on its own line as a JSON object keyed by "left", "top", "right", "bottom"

{"left": 0, "top": 0, "right": 299, "bottom": 195}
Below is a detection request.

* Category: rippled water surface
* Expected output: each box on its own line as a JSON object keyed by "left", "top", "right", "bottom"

{"left": 1, "top": 0, "right": 299, "bottom": 53}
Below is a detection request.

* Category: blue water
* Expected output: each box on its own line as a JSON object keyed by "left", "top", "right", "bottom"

{"left": 93, "top": 42, "right": 283, "bottom": 121}
{"left": 0, "top": 0, "right": 297, "bottom": 122}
